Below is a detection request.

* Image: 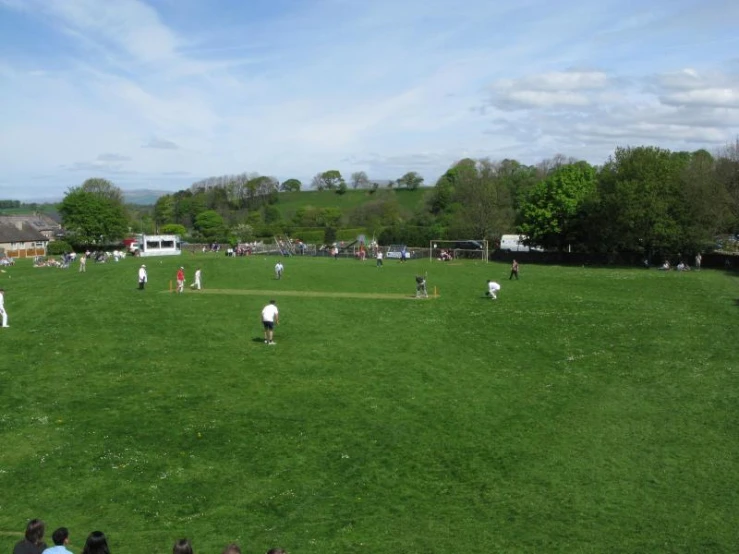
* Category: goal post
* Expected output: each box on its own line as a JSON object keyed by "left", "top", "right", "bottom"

{"left": 429, "top": 240, "right": 489, "bottom": 262}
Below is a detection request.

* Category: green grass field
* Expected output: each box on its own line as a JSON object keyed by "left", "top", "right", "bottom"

{"left": 1, "top": 254, "right": 737, "bottom": 554}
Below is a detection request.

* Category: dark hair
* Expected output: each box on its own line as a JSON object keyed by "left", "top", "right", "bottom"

{"left": 173, "top": 539, "right": 193, "bottom": 554}
{"left": 52, "top": 528, "right": 69, "bottom": 546}
{"left": 222, "top": 544, "right": 241, "bottom": 554}
{"left": 270, "top": 299, "right": 276, "bottom": 304}
{"left": 82, "top": 531, "right": 110, "bottom": 554}
{"left": 25, "top": 519, "right": 45, "bottom": 545}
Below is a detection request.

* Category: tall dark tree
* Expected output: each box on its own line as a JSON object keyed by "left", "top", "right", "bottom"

{"left": 596, "top": 146, "right": 690, "bottom": 257}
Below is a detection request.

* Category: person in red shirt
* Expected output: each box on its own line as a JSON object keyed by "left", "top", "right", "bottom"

{"left": 176, "top": 267, "right": 185, "bottom": 293}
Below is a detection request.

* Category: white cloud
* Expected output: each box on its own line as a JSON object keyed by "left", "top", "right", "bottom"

{"left": 661, "top": 88, "right": 739, "bottom": 108}
{"left": 97, "top": 153, "right": 132, "bottom": 162}
{"left": 142, "top": 139, "right": 179, "bottom": 150}
{"left": 1, "top": 0, "right": 739, "bottom": 199}
{"left": 488, "top": 71, "right": 610, "bottom": 109}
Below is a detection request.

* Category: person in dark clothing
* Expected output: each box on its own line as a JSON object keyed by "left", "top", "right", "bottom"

{"left": 13, "top": 519, "right": 47, "bottom": 554}
{"left": 509, "top": 259, "right": 519, "bottom": 280}
{"left": 81, "top": 531, "right": 110, "bottom": 554}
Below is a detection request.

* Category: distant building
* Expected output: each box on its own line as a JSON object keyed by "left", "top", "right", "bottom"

{"left": 0, "top": 214, "right": 62, "bottom": 241}
{"left": 0, "top": 222, "right": 49, "bottom": 258}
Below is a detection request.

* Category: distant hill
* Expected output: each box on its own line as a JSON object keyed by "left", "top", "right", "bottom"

{"left": 123, "top": 189, "right": 171, "bottom": 205}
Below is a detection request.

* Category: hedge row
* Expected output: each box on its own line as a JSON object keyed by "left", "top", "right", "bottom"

{"left": 289, "top": 228, "right": 368, "bottom": 243}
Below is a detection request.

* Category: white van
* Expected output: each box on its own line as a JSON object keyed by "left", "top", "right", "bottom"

{"left": 499, "top": 234, "right": 542, "bottom": 252}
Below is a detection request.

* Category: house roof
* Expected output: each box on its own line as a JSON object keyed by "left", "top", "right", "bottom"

{"left": 0, "top": 222, "right": 49, "bottom": 242}
{"left": 0, "top": 214, "right": 61, "bottom": 231}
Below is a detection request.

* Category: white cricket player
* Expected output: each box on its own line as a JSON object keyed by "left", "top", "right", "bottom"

{"left": 275, "top": 261, "right": 284, "bottom": 280}
{"left": 486, "top": 280, "right": 501, "bottom": 300}
{"left": 261, "top": 300, "right": 279, "bottom": 344}
{"left": 0, "top": 288, "right": 8, "bottom": 327}
{"left": 190, "top": 268, "right": 202, "bottom": 290}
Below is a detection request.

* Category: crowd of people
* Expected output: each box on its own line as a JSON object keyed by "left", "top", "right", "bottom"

{"left": 12, "top": 519, "right": 288, "bottom": 554}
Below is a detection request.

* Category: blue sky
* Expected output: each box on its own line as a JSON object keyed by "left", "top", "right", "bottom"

{"left": 1, "top": 0, "right": 738, "bottom": 200}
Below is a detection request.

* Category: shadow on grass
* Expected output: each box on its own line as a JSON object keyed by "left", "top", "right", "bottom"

{"left": 734, "top": 299, "right": 739, "bottom": 307}
{"left": 251, "top": 337, "right": 267, "bottom": 343}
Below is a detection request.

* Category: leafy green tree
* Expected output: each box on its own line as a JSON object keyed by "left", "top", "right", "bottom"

{"left": 679, "top": 149, "right": 733, "bottom": 250}
{"left": 59, "top": 183, "right": 128, "bottom": 246}
{"left": 519, "top": 161, "right": 597, "bottom": 251}
{"left": 280, "top": 179, "right": 302, "bottom": 192}
{"left": 194, "top": 210, "right": 226, "bottom": 242}
{"left": 80, "top": 177, "right": 125, "bottom": 205}
{"left": 496, "top": 159, "right": 539, "bottom": 215}
{"left": 715, "top": 138, "right": 739, "bottom": 232}
{"left": 595, "top": 147, "right": 689, "bottom": 257}
{"left": 316, "top": 170, "right": 344, "bottom": 190}
{"left": 154, "top": 195, "right": 175, "bottom": 226}
{"left": 336, "top": 181, "right": 348, "bottom": 195}
{"left": 450, "top": 159, "right": 515, "bottom": 239}
{"left": 397, "top": 171, "right": 424, "bottom": 190}
{"left": 351, "top": 171, "right": 369, "bottom": 189}
{"left": 160, "top": 223, "right": 187, "bottom": 236}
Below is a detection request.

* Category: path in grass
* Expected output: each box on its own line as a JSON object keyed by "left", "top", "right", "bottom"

{"left": 162, "top": 287, "right": 438, "bottom": 300}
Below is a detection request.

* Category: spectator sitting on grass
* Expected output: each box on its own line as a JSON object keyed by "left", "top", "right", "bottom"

{"left": 173, "top": 539, "right": 193, "bottom": 554}
{"left": 81, "top": 531, "right": 110, "bottom": 554}
{"left": 13, "top": 519, "right": 47, "bottom": 554}
{"left": 43, "top": 527, "right": 73, "bottom": 554}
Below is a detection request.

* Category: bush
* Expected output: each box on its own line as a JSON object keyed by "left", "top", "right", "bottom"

{"left": 47, "top": 240, "right": 73, "bottom": 255}
{"left": 292, "top": 230, "right": 324, "bottom": 243}
{"left": 287, "top": 227, "right": 367, "bottom": 244}
{"left": 161, "top": 223, "right": 187, "bottom": 236}
{"left": 336, "top": 228, "right": 367, "bottom": 241}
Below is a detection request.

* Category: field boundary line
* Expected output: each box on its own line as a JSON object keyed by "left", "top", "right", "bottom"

{"left": 160, "top": 288, "right": 435, "bottom": 300}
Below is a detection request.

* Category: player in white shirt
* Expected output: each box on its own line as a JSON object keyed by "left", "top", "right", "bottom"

{"left": 138, "top": 265, "right": 147, "bottom": 290}
{"left": 261, "top": 300, "right": 279, "bottom": 344}
{"left": 190, "top": 268, "right": 202, "bottom": 290}
{"left": 376, "top": 251, "right": 383, "bottom": 267}
{"left": 486, "top": 280, "right": 501, "bottom": 300}
{"left": 275, "top": 261, "right": 284, "bottom": 280}
{"left": 0, "top": 288, "right": 8, "bottom": 327}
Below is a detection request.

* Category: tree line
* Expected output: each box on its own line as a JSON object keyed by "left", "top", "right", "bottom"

{"left": 55, "top": 141, "right": 739, "bottom": 259}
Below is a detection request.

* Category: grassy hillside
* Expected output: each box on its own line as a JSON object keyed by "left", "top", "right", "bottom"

{"left": 276, "top": 187, "right": 429, "bottom": 219}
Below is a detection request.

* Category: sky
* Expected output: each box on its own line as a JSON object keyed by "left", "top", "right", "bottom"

{"left": 1, "top": 0, "right": 738, "bottom": 200}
